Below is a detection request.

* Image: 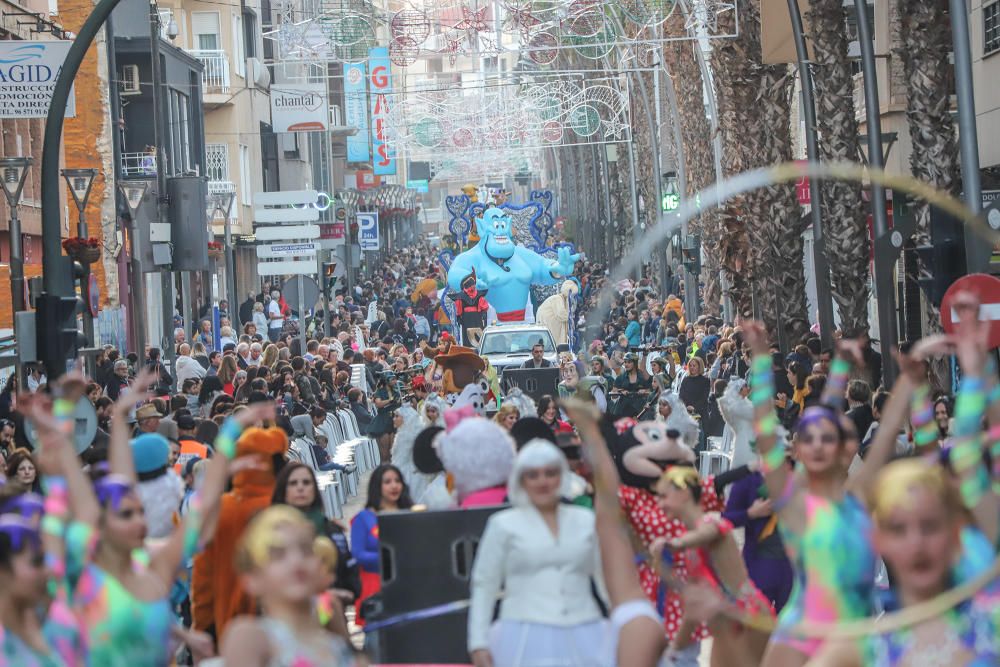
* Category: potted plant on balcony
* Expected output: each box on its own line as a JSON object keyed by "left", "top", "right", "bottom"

{"left": 208, "top": 241, "right": 224, "bottom": 260}
{"left": 62, "top": 236, "right": 101, "bottom": 265}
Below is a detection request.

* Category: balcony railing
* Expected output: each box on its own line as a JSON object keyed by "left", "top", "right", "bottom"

{"left": 121, "top": 152, "right": 156, "bottom": 177}
{"left": 190, "top": 50, "right": 230, "bottom": 94}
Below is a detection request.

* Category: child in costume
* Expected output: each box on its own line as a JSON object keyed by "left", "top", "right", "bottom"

{"left": 220, "top": 506, "right": 357, "bottom": 666}
{"left": 192, "top": 421, "right": 290, "bottom": 642}
{"left": 607, "top": 417, "right": 722, "bottom": 661}
{"left": 743, "top": 323, "right": 880, "bottom": 666}
{"left": 652, "top": 466, "right": 773, "bottom": 666}
{"left": 810, "top": 292, "right": 1000, "bottom": 666}
{"left": 437, "top": 418, "right": 516, "bottom": 508}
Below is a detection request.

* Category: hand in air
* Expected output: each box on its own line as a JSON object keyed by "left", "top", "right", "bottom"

{"left": 551, "top": 247, "right": 582, "bottom": 277}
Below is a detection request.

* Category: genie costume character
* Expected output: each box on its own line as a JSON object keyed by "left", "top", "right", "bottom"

{"left": 447, "top": 208, "right": 581, "bottom": 323}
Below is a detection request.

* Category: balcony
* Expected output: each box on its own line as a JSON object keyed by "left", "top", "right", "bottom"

{"left": 121, "top": 151, "right": 157, "bottom": 178}
{"left": 190, "top": 50, "right": 232, "bottom": 107}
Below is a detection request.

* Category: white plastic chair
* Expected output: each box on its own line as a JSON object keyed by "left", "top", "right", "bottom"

{"left": 698, "top": 434, "right": 733, "bottom": 478}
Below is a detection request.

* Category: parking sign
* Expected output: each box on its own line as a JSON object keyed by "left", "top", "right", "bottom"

{"left": 358, "top": 212, "right": 379, "bottom": 251}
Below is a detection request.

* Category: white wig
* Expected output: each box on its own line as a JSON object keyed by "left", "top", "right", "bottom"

{"left": 506, "top": 439, "right": 572, "bottom": 508}
{"left": 438, "top": 418, "right": 516, "bottom": 500}
{"left": 658, "top": 391, "right": 701, "bottom": 449}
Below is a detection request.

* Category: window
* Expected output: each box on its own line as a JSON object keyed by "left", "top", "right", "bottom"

{"left": 986, "top": 2, "right": 1000, "bottom": 56}
{"left": 239, "top": 144, "right": 251, "bottom": 205}
{"left": 168, "top": 89, "right": 191, "bottom": 174}
{"left": 205, "top": 143, "right": 230, "bottom": 182}
{"left": 243, "top": 9, "right": 258, "bottom": 59}
{"left": 233, "top": 13, "right": 245, "bottom": 77}
{"left": 191, "top": 11, "right": 221, "bottom": 51}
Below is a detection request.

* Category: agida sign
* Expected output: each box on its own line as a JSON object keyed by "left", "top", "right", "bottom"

{"left": 0, "top": 42, "right": 75, "bottom": 119}
{"left": 270, "top": 82, "right": 327, "bottom": 133}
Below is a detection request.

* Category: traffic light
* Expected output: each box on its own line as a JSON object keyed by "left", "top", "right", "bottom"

{"left": 914, "top": 206, "right": 967, "bottom": 308}
{"left": 323, "top": 261, "right": 338, "bottom": 296}
{"left": 35, "top": 293, "right": 86, "bottom": 378}
{"left": 682, "top": 233, "right": 701, "bottom": 275}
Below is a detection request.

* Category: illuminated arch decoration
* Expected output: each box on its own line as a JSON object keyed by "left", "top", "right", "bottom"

{"left": 264, "top": 0, "right": 738, "bottom": 64}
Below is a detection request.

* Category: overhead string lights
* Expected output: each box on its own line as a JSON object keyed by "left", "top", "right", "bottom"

{"left": 263, "top": 0, "right": 737, "bottom": 65}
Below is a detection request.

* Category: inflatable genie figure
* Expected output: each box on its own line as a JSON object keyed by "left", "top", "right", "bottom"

{"left": 447, "top": 208, "right": 581, "bottom": 323}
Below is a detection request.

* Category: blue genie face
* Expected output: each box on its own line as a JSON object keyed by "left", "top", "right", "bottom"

{"left": 478, "top": 208, "right": 515, "bottom": 260}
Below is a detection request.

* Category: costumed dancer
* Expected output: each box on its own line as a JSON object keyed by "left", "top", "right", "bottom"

{"left": 447, "top": 208, "right": 580, "bottom": 324}
{"left": 449, "top": 269, "right": 490, "bottom": 348}
{"left": 535, "top": 280, "right": 579, "bottom": 349}
{"left": 390, "top": 406, "right": 434, "bottom": 502}
{"left": 0, "top": 378, "right": 97, "bottom": 666}
{"left": 656, "top": 392, "right": 701, "bottom": 451}
{"left": 420, "top": 394, "right": 446, "bottom": 428}
{"left": 652, "top": 466, "right": 774, "bottom": 666}
{"left": 220, "top": 507, "right": 358, "bottom": 666}
{"left": 810, "top": 292, "right": 1000, "bottom": 665}
{"left": 438, "top": 417, "right": 516, "bottom": 508}
{"left": 718, "top": 379, "right": 755, "bottom": 469}
{"left": 743, "top": 323, "right": 879, "bottom": 666}
{"left": 608, "top": 418, "right": 724, "bottom": 663}
{"left": 468, "top": 440, "right": 607, "bottom": 667}
{"left": 350, "top": 464, "right": 413, "bottom": 626}
{"left": 71, "top": 369, "right": 273, "bottom": 666}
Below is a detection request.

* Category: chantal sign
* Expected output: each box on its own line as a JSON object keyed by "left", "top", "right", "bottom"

{"left": 0, "top": 42, "right": 75, "bottom": 119}
{"left": 270, "top": 82, "right": 327, "bottom": 133}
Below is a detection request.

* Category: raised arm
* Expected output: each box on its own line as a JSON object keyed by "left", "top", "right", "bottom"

{"left": 947, "top": 292, "right": 998, "bottom": 545}
{"left": 562, "top": 399, "right": 668, "bottom": 667}
{"left": 819, "top": 340, "right": 863, "bottom": 411}
{"left": 152, "top": 401, "right": 276, "bottom": 584}
{"left": 847, "top": 336, "right": 950, "bottom": 505}
{"left": 742, "top": 322, "right": 792, "bottom": 507}
{"left": 107, "top": 369, "right": 158, "bottom": 483}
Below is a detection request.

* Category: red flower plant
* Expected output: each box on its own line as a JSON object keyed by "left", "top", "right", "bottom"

{"left": 62, "top": 237, "right": 100, "bottom": 252}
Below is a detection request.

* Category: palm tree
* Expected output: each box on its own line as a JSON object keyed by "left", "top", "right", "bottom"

{"left": 806, "top": 0, "right": 872, "bottom": 335}
{"left": 662, "top": 13, "right": 726, "bottom": 316}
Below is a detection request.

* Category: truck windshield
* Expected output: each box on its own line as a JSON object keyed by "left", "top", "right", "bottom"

{"left": 480, "top": 331, "right": 555, "bottom": 356}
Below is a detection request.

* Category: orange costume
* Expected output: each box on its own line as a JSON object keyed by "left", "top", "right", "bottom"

{"left": 191, "top": 427, "right": 289, "bottom": 639}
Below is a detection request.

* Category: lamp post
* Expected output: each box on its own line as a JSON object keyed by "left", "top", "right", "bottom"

{"left": 0, "top": 157, "right": 33, "bottom": 314}
{"left": 118, "top": 180, "right": 150, "bottom": 355}
{"left": 208, "top": 189, "right": 236, "bottom": 313}
{"left": 61, "top": 168, "right": 99, "bottom": 347}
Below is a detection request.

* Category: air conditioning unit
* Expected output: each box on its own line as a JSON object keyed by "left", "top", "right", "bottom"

{"left": 247, "top": 57, "right": 270, "bottom": 89}
{"left": 121, "top": 65, "right": 140, "bottom": 95}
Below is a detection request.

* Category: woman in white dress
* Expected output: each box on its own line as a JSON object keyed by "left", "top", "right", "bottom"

{"left": 717, "top": 378, "right": 754, "bottom": 469}
{"left": 469, "top": 440, "right": 607, "bottom": 667}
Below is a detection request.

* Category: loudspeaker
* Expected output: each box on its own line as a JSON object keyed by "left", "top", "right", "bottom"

{"left": 167, "top": 176, "right": 209, "bottom": 272}
{"left": 501, "top": 367, "right": 561, "bottom": 403}
{"left": 368, "top": 506, "right": 502, "bottom": 664}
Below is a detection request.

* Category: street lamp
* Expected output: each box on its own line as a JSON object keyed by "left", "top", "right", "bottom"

{"left": 117, "top": 179, "right": 150, "bottom": 355}
{"left": 208, "top": 189, "right": 236, "bottom": 315}
{"left": 0, "top": 157, "right": 33, "bottom": 313}
{"left": 61, "top": 167, "right": 100, "bottom": 349}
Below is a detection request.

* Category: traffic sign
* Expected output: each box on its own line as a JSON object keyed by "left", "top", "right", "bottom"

{"left": 358, "top": 212, "right": 379, "bottom": 251}
{"left": 23, "top": 396, "right": 97, "bottom": 454}
{"left": 940, "top": 273, "right": 1000, "bottom": 349}
{"left": 281, "top": 275, "right": 321, "bottom": 311}
{"left": 256, "top": 243, "right": 318, "bottom": 258}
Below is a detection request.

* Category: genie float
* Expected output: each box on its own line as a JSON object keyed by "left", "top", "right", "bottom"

{"left": 447, "top": 208, "right": 581, "bottom": 323}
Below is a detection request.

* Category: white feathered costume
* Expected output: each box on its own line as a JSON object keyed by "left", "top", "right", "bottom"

{"left": 535, "top": 280, "right": 579, "bottom": 348}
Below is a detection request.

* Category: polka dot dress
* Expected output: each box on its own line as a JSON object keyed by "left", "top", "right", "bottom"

{"left": 618, "top": 478, "right": 724, "bottom": 642}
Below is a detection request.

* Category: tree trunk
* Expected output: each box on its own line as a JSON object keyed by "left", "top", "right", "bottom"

{"left": 807, "top": 0, "right": 872, "bottom": 335}
{"left": 663, "top": 14, "right": 725, "bottom": 316}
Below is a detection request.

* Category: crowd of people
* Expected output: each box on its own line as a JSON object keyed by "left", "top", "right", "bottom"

{"left": 0, "top": 229, "right": 996, "bottom": 667}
